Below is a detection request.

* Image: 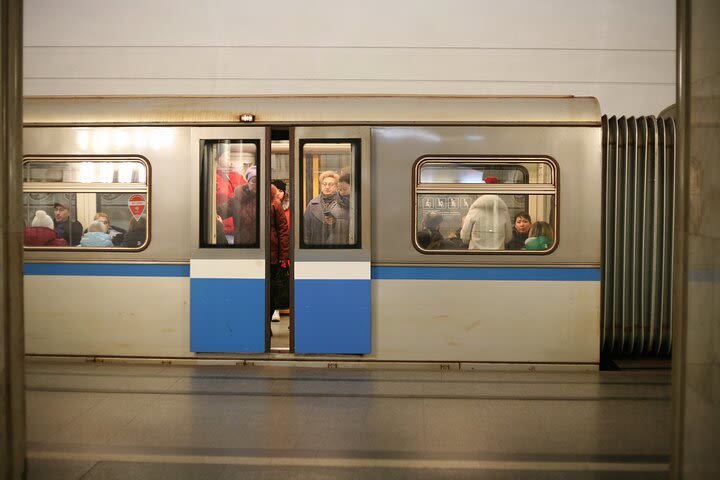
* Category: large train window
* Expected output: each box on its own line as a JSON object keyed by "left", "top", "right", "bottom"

{"left": 299, "top": 139, "right": 360, "bottom": 248}
{"left": 413, "top": 157, "right": 557, "bottom": 253}
{"left": 22, "top": 157, "right": 150, "bottom": 249}
{"left": 200, "top": 140, "right": 260, "bottom": 247}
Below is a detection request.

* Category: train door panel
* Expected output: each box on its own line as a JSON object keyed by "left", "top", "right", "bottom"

{"left": 293, "top": 128, "right": 371, "bottom": 354}
{"left": 190, "top": 127, "right": 267, "bottom": 353}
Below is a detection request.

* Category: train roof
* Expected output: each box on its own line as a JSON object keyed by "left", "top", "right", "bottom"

{"left": 24, "top": 95, "right": 601, "bottom": 126}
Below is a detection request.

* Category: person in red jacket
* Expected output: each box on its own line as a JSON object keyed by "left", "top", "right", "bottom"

{"left": 24, "top": 210, "right": 68, "bottom": 247}
{"left": 271, "top": 179, "right": 290, "bottom": 228}
{"left": 270, "top": 184, "right": 289, "bottom": 322}
{"left": 215, "top": 149, "right": 247, "bottom": 237}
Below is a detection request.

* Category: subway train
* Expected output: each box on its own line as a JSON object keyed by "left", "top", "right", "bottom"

{"left": 22, "top": 96, "right": 607, "bottom": 366}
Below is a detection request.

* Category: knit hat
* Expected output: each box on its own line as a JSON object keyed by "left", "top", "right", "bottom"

{"left": 31, "top": 210, "right": 54, "bottom": 229}
{"left": 245, "top": 166, "right": 257, "bottom": 183}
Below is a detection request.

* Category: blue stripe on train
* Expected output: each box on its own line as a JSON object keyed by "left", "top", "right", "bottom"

{"left": 371, "top": 266, "right": 601, "bottom": 281}
{"left": 23, "top": 263, "right": 601, "bottom": 281}
{"left": 24, "top": 263, "right": 190, "bottom": 277}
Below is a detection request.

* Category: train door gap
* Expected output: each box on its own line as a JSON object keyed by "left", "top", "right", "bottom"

{"left": 269, "top": 128, "right": 293, "bottom": 353}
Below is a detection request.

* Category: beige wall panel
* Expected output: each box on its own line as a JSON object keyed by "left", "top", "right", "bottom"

{"left": 25, "top": 0, "right": 674, "bottom": 50}
{"left": 24, "top": 0, "right": 675, "bottom": 116}
{"left": 371, "top": 280, "right": 600, "bottom": 363}
{"left": 24, "top": 276, "right": 190, "bottom": 357}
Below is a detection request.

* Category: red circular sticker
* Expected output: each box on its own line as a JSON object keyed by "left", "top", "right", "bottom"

{"left": 128, "top": 194, "right": 146, "bottom": 220}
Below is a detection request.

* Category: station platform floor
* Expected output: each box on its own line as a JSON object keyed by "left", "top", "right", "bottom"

{"left": 25, "top": 359, "right": 671, "bottom": 479}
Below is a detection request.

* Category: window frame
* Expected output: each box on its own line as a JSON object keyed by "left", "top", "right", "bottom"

{"left": 22, "top": 154, "right": 152, "bottom": 252}
{"left": 198, "top": 139, "right": 261, "bottom": 249}
{"left": 298, "top": 138, "right": 362, "bottom": 250}
{"left": 412, "top": 155, "right": 559, "bottom": 255}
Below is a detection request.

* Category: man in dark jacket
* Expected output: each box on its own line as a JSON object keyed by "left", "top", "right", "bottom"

{"left": 53, "top": 202, "right": 83, "bottom": 246}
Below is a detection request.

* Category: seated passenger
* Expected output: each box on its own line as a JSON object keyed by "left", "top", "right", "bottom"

{"left": 80, "top": 220, "right": 114, "bottom": 247}
{"left": 122, "top": 217, "right": 147, "bottom": 247}
{"left": 506, "top": 212, "right": 532, "bottom": 250}
{"left": 417, "top": 211, "right": 445, "bottom": 250}
{"left": 460, "top": 195, "right": 511, "bottom": 250}
{"left": 524, "top": 221, "right": 554, "bottom": 250}
{"left": 93, "top": 212, "right": 126, "bottom": 246}
{"left": 53, "top": 201, "right": 83, "bottom": 246}
{"left": 24, "top": 210, "right": 68, "bottom": 246}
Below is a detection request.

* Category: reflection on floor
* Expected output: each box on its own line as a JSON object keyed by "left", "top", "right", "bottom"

{"left": 25, "top": 359, "right": 671, "bottom": 479}
{"left": 270, "top": 313, "right": 290, "bottom": 351}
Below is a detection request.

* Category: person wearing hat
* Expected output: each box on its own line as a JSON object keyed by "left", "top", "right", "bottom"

{"left": 53, "top": 202, "right": 84, "bottom": 246}
{"left": 24, "top": 210, "right": 68, "bottom": 246}
{"left": 217, "top": 165, "right": 258, "bottom": 245}
{"left": 271, "top": 179, "right": 290, "bottom": 228}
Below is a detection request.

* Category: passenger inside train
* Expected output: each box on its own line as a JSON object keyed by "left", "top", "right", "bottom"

{"left": 92, "top": 212, "right": 126, "bottom": 246}
{"left": 414, "top": 160, "right": 556, "bottom": 252}
{"left": 524, "top": 221, "right": 554, "bottom": 250}
{"left": 79, "top": 220, "right": 114, "bottom": 247}
{"left": 53, "top": 201, "right": 83, "bottom": 246}
{"left": 24, "top": 210, "right": 67, "bottom": 247}
{"left": 303, "top": 170, "right": 349, "bottom": 246}
{"left": 506, "top": 212, "right": 532, "bottom": 250}
{"left": 460, "top": 194, "right": 512, "bottom": 250}
{"left": 217, "top": 166, "right": 258, "bottom": 246}
{"left": 122, "top": 217, "right": 147, "bottom": 248}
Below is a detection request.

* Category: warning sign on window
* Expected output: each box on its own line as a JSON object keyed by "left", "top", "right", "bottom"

{"left": 128, "top": 194, "right": 146, "bottom": 221}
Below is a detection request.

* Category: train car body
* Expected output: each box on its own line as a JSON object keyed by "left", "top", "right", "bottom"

{"left": 22, "top": 96, "right": 601, "bottom": 366}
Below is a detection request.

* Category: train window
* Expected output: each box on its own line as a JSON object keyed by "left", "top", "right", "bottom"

{"left": 22, "top": 157, "right": 150, "bottom": 249}
{"left": 414, "top": 157, "right": 557, "bottom": 253}
{"left": 300, "top": 139, "right": 360, "bottom": 248}
{"left": 201, "top": 139, "right": 260, "bottom": 247}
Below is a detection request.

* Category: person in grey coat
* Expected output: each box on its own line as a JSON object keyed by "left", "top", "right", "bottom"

{"left": 303, "top": 171, "right": 349, "bottom": 246}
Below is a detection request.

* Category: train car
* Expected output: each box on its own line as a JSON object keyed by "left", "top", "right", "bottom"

{"left": 22, "top": 96, "right": 601, "bottom": 366}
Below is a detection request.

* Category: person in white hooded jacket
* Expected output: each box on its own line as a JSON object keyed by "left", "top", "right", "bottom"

{"left": 460, "top": 194, "right": 512, "bottom": 250}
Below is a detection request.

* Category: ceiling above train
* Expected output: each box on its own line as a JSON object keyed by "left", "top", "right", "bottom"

{"left": 23, "top": 95, "right": 601, "bottom": 126}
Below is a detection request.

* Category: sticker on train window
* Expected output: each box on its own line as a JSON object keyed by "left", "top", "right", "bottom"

{"left": 414, "top": 157, "right": 558, "bottom": 254}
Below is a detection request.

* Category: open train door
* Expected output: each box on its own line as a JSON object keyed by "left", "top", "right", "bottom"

{"left": 189, "top": 127, "right": 268, "bottom": 353}
{"left": 293, "top": 127, "right": 371, "bottom": 354}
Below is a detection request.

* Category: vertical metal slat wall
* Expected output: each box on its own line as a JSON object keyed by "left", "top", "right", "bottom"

{"left": 601, "top": 115, "right": 676, "bottom": 356}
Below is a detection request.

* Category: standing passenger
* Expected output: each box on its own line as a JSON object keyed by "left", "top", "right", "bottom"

{"left": 460, "top": 195, "right": 511, "bottom": 250}
{"left": 271, "top": 179, "right": 290, "bottom": 228}
{"left": 216, "top": 148, "right": 246, "bottom": 237}
{"left": 303, "top": 171, "right": 348, "bottom": 245}
{"left": 269, "top": 184, "right": 290, "bottom": 322}
{"left": 218, "top": 165, "right": 258, "bottom": 245}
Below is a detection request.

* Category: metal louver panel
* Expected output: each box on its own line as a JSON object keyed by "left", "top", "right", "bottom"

{"left": 601, "top": 115, "right": 675, "bottom": 356}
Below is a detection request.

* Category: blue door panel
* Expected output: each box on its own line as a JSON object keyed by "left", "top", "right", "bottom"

{"left": 294, "top": 279, "right": 371, "bottom": 354}
{"left": 190, "top": 278, "right": 265, "bottom": 353}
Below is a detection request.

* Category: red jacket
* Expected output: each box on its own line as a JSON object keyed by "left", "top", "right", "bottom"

{"left": 270, "top": 186, "right": 289, "bottom": 264}
{"left": 216, "top": 171, "right": 247, "bottom": 233}
{"left": 24, "top": 227, "right": 68, "bottom": 246}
